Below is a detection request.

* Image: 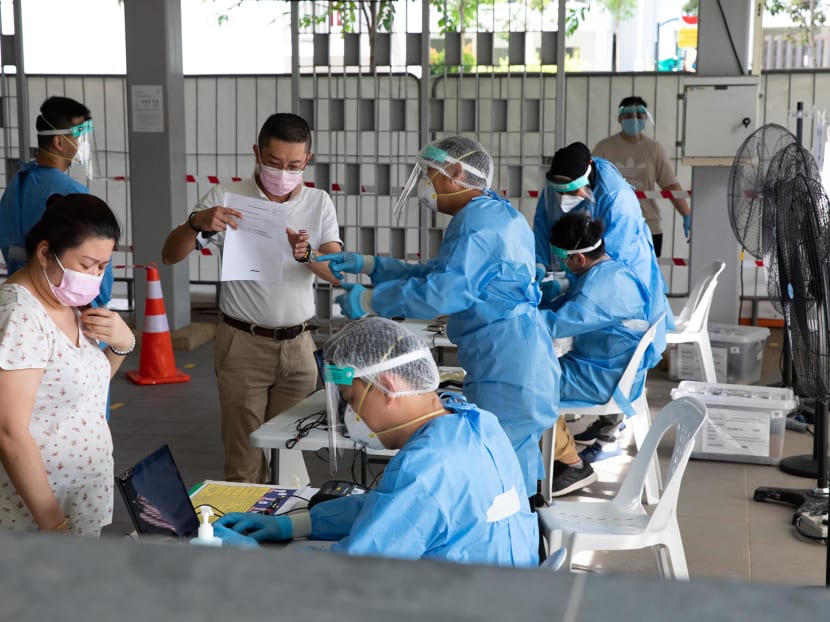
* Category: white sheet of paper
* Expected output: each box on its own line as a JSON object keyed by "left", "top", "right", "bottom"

{"left": 220, "top": 193, "right": 291, "bottom": 282}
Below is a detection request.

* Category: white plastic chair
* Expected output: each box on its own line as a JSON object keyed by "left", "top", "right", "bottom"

{"left": 665, "top": 261, "right": 726, "bottom": 383}
{"left": 541, "top": 314, "right": 666, "bottom": 506}
{"left": 537, "top": 396, "right": 708, "bottom": 580}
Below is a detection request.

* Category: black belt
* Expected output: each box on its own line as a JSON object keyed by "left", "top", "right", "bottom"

{"left": 221, "top": 315, "right": 314, "bottom": 341}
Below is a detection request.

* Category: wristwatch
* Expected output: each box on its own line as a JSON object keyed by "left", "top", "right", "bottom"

{"left": 297, "top": 245, "right": 316, "bottom": 263}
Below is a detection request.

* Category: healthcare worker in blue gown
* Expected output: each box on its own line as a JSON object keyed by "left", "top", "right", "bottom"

{"left": 316, "top": 136, "right": 560, "bottom": 499}
{"left": 0, "top": 96, "right": 112, "bottom": 308}
{"left": 541, "top": 211, "right": 663, "bottom": 408}
{"left": 533, "top": 141, "right": 672, "bottom": 340}
{"left": 541, "top": 212, "right": 666, "bottom": 472}
{"left": 213, "top": 317, "right": 539, "bottom": 567}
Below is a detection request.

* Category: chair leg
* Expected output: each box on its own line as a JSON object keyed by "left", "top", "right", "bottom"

{"left": 654, "top": 529, "right": 689, "bottom": 580}
{"left": 697, "top": 335, "right": 718, "bottom": 384}
{"left": 540, "top": 425, "right": 556, "bottom": 505}
{"left": 631, "top": 404, "right": 662, "bottom": 505}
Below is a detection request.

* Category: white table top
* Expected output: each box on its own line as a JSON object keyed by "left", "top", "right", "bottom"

{"left": 249, "top": 390, "right": 396, "bottom": 457}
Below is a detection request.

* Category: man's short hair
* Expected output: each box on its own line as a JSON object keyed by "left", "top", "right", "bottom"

{"left": 36, "top": 96, "right": 91, "bottom": 149}
{"left": 618, "top": 95, "right": 647, "bottom": 109}
{"left": 258, "top": 113, "right": 312, "bottom": 152}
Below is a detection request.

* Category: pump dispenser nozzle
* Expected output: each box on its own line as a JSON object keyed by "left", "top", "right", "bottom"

{"left": 192, "top": 505, "right": 222, "bottom": 547}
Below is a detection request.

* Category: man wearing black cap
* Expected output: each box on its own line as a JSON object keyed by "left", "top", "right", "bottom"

{"left": 532, "top": 142, "right": 674, "bottom": 447}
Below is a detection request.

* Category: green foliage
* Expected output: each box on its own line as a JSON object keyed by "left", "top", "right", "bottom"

{"left": 294, "top": 1, "right": 397, "bottom": 34}
{"left": 430, "top": 0, "right": 495, "bottom": 34}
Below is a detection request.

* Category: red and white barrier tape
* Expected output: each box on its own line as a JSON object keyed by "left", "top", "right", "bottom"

{"left": 656, "top": 257, "right": 766, "bottom": 268}
{"left": 102, "top": 175, "right": 695, "bottom": 200}
{"left": 527, "top": 188, "right": 691, "bottom": 199}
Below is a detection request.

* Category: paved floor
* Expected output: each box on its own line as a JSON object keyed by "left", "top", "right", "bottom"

{"left": 104, "top": 318, "right": 829, "bottom": 587}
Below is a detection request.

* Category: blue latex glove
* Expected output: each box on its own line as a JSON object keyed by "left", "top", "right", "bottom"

{"left": 336, "top": 282, "right": 370, "bottom": 319}
{"left": 540, "top": 278, "right": 563, "bottom": 302}
{"left": 212, "top": 524, "right": 260, "bottom": 549}
{"left": 535, "top": 263, "right": 546, "bottom": 283}
{"left": 682, "top": 214, "right": 691, "bottom": 240}
{"left": 316, "top": 252, "right": 365, "bottom": 280}
{"left": 214, "top": 512, "right": 293, "bottom": 542}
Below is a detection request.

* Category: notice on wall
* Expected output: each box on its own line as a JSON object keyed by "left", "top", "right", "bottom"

{"left": 700, "top": 407, "right": 772, "bottom": 457}
{"left": 131, "top": 85, "right": 164, "bottom": 133}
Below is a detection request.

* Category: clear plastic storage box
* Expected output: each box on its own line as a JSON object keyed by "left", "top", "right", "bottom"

{"left": 668, "top": 323, "right": 771, "bottom": 385}
{"left": 670, "top": 381, "right": 796, "bottom": 465}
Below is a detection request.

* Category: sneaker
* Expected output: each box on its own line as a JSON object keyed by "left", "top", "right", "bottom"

{"left": 549, "top": 462, "right": 598, "bottom": 497}
{"left": 573, "top": 420, "right": 619, "bottom": 445}
{"left": 579, "top": 440, "right": 623, "bottom": 463}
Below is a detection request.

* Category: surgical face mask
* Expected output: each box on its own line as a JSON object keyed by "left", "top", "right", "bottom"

{"left": 44, "top": 254, "right": 103, "bottom": 307}
{"left": 621, "top": 118, "right": 646, "bottom": 137}
{"left": 558, "top": 193, "right": 585, "bottom": 213}
{"left": 343, "top": 403, "right": 386, "bottom": 450}
{"left": 417, "top": 175, "right": 439, "bottom": 212}
{"left": 258, "top": 162, "right": 303, "bottom": 196}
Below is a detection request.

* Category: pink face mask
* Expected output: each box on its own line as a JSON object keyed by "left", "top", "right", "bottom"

{"left": 44, "top": 254, "right": 102, "bottom": 307}
{"left": 258, "top": 163, "right": 303, "bottom": 196}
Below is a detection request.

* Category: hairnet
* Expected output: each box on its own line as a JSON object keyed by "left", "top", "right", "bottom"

{"left": 416, "top": 136, "right": 493, "bottom": 190}
{"left": 323, "top": 317, "right": 439, "bottom": 396}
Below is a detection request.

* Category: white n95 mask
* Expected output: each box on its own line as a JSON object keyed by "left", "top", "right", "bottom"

{"left": 417, "top": 176, "right": 439, "bottom": 212}
{"left": 558, "top": 194, "right": 584, "bottom": 213}
{"left": 343, "top": 404, "right": 385, "bottom": 450}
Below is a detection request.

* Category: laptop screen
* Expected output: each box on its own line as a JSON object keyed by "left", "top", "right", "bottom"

{"left": 115, "top": 445, "right": 200, "bottom": 539}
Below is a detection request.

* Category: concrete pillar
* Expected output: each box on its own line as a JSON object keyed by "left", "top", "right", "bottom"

{"left": 688, "top": 0, "right": 755, "bottom": 324}
{"left": 123, "top": 0, "right": 189, "bottom": 331}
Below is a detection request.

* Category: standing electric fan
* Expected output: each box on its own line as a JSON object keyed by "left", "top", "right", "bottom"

{"left": 753, "top": 173, "right": 829, "bottom": 584}
{"left": 729, "top": 125, "right": 829, "bottom": 585}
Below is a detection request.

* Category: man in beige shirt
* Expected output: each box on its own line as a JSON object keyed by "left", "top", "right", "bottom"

{"left": 593, "top": 96, "right": 691, "bottom": 257}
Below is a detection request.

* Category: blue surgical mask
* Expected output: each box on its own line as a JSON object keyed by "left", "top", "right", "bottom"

{"left": 621, "top": 118, "right": 646, "bottom": 137}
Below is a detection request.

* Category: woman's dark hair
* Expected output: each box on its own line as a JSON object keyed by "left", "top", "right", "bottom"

{"left": 549, "top": 211, "right": 606, "bottom": 260}
{"left": 25, "top": 193, "right": 120, "bottom": 260}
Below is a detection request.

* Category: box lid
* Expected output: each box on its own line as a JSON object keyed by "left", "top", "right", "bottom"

{"left": 671, "top": 381, "right": 797, "bottom": 410}
{"left": 707, "top": 323, "right": 771, "bottom": 344}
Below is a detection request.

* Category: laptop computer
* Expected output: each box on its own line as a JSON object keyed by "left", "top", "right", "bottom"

{"left": 115, "top": 444, "right": 200, "bottom": 539}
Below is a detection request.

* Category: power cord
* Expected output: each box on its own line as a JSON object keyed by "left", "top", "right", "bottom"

{"left": 285, "top": 410, "right": 328, "bottom": 449}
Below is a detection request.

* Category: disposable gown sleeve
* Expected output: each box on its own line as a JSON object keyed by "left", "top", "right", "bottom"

{"left": 543, "top": 298, "right": 620, "bottom": 340}
{"left": 533, "top": 192, "right": 552, "bottom": 269}
{"left": 370, "top": 234, "right": 492, "bottom": 320}
{"left": 308, "top": 494, "right": 368, "bottom": 541}
{"left": 328, "top": 478, "right": 443, "bottom": 560}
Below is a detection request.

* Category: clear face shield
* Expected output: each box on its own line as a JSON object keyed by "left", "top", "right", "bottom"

{"left": 322, "top": 348, "right": 434, "bottom": 472}
{"left": 37, "top": 119, "right": 98, "bottom": 181}
{"left": 618, "top": 105, "right": 654, "bottom": 137}
{"left": 546, "top": 164, "right": 594, "bottom": 214}
{"left": 392, "top": 144, "right": 491, "bottom": 224}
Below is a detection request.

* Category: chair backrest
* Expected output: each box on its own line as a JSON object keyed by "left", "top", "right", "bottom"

{"left": 614, "top": 397, "right": 707, "bottom": 526}
{"left": 613, "top": 313, "right": 666, "bottom": 408}
{"left": 673, "top": 261, "right": 726, "bottom": 333}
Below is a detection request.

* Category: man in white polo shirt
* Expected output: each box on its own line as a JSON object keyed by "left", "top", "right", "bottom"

{"left": 162, "top": 112, "right": 341, "bottom": 482}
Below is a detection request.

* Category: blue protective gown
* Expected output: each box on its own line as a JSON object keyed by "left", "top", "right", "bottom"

{"left": 310, "top": 399, "right": 540, "bottom": 567}
{"left": 367, "top": 190, "right": 560, "bottom": 493}
{"left": 0, "top": 161, "right": 112, "bottom": 307}
{"left": 533, "top": 157, "right": 672, "bottom": 339}
{"left": 541, "top": 259, "right": 664, "bottom": 414}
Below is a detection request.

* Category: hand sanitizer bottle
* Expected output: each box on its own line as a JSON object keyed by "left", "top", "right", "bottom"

{"left": 191, "top": 506, "right": 222, "bottom": 547}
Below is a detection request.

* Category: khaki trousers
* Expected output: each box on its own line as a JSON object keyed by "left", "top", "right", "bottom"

{"left": 215, "top": 322, "right": 318, "bottom": 483}
{"left": 554, "top": 416, "right": 581, "bottom": 465}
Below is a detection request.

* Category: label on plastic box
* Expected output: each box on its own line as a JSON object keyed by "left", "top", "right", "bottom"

{"left": 673, "top": 343, "right": 728, "bottom": 382}
{"left": 701, "top": 407, "right": 770, "bottom": 457}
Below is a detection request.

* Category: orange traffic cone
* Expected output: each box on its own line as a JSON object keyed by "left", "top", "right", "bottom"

{"left": 126, "top": 263, "right": 190, "bottom": 385}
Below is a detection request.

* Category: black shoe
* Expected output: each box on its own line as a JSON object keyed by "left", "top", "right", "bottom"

{"left": 549, "top": 462, "right": 598, "bottom": 497}
{"left": 573, "top": 420, "right": 620, "bottom": 445}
